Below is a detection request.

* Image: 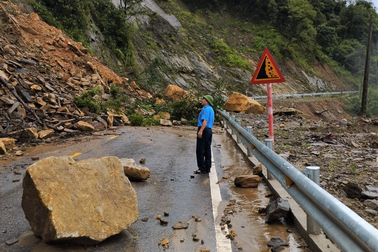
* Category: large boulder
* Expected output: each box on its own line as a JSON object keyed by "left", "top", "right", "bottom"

{"left": 234, "top": 175, "right": 261, "bottom": 188}
{"left": 76, "top": 121, "right": 95, "bottom": 131}
{"left": 0, "top": 137, "right": 16, "bottom": 150}
{"left": 224, "top": 92, "right": 265, "bottom": 114}
{"left": 121, "top": 158, "right": 150, "bottom": 181}
{"left": 163, "top": 84, "right": 188, "bottom": 101}
{"left": 38, "top": 129, "right": 55, "bottom": 139}
{"left": 22, "top": 156, "right": 138, "bottom": 244}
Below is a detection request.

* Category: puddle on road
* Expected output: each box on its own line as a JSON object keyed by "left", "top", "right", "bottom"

{"left": 214, "top": 133, "right": 310, "bottom": 252}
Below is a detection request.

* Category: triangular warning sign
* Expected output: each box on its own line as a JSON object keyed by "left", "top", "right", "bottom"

{"left": 250, "top": 48, "right": 285, "bottom": 85}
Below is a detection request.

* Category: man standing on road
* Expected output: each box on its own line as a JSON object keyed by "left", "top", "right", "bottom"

{"left": 195, "top": 95, "right": 215, "bottom": 174}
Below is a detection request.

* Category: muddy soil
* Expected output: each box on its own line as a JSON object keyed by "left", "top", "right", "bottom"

{"left": 231, "top": 97, "right": 378, "bottom": 229}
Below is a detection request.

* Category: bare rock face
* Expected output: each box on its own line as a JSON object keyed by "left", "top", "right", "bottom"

{"left": 163, "top": 84, "right": 188, "bottom": 101}
{"left": 234, "top": 175, "right": 261, "bottom": 188}
{"left": 121, "top": 158, "right": 150, "bottom": 181}
{"left": 224, "top": 92, "right": 265, "bottom": 114}
{"left": 22, "top": 156, "right": 138, "bottom": 244}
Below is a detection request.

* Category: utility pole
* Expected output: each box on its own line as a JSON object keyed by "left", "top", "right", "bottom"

{"left": 361, "top": 12, "right": 373, "bottom": 117}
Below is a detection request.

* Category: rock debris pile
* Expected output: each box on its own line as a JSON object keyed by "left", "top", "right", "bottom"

{"left": 0, "top": 1, "right": 151, "bottom": 154}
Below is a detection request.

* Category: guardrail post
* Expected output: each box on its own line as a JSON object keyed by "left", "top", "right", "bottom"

{"left": 246, "top": 126, "right": 253, "bottom": 156}
{"left": 230, "top": 115, "right": 236, "bottom": 135}
{"left": 222, "top": 110, "right": 228, "bottom": 129}
{"left": 264, "top": 139, "right": 274, "bottom": 180}
{"left": 235, "top": 119, "right": 241, "bottom": 143}
{"left": 306, "top": 166, "right": 321, "bottom": 235}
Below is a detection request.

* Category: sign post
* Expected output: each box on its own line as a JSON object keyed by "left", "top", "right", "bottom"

{"left": 250, "top": 48, "right": 285, "bottom": 145}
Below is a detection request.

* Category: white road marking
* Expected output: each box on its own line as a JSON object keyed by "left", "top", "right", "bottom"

{"left": 209, "top": 153, "right": 232, "bottom": 252}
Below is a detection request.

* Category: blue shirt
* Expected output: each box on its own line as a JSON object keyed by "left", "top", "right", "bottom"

{"left": 198, "top": 104, "right": 214, "bottom": 128}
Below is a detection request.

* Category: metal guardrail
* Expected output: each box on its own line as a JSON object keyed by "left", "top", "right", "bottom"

{"left": 250, "top": 91, "right": 358, "bottom": 100}
{"left": 218, "top": 110, "right": 378, "bottom": 252}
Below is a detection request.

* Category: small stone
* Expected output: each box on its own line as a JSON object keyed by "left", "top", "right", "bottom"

{"left": 222, "top": 175, "right": 229, "bottom": 179}
{"left": 141, "top": 218, "right": 149, "bottom": 222}
{"left": 238, "top": 246, "right": 243, "bottom": 250}
{"left": 5, "top": 238, "right": 18, "bottom": 245}
{"left": 201, "top": 239, "right": 204, "bottom": 244}
{"left": 12, "top": 178, "right": 20, "bottom": 182}
{"left": 200, "top": 249, "right": 210, "bottom": 252}
{"left": 172, "top": 222, "right": 189, "bottom": 230}
{"left": 193, "top": 236, "right": 200, "bottom": 242}
{"left": 139, "top": 158, "right": 146, "bottom": 164}
{"left": 16, "top": 150, "right": 23, "bottom": 156}
{"left": 194, "top": 215, "right": 201, "bottom": 222}
{"left": 180, "top": 238, "right": 185, "bottom": 243}
{"left": 160, "top": 218, "right": 168, "bottom": 225}
{"left": 164, "top": 211, "right": 169, "bottom": 216}
{"left": 31, "top": 157, "right": 39, "bottom": 161}
{"left": 14, "top": 170, "right": 21, "bottom": 175}
{"left": 156, "top": 215, "right": 162, "bottom": 220}
{"left": 190, "top": 175, "right": 195, "bottom": 179}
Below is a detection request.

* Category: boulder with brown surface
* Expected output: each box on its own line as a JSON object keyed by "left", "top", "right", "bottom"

{"left": 224, "top": 92, "right": 265, "bottom": 114}
{"left": 38, "top": 129, "right": 55, "bottom": 139}
{"left": 163, "top": 84, "right": 188, "bottom": 101}
{"left": 121, "top": 158, "right": 150, "bottom": 181}
{"left": 0, "top": 138, "right": 16, "bottom": 150}
{"left": 22, "top": 156, "right": 138, "bottom": 244}
{"left": 234, "top": 175, "right": 261, "bottom": 188}
{"left": 76, "top": 121, "right": 95, "bottom": 131}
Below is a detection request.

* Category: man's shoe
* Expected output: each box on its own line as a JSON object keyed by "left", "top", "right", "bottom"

{"left": 201, "top": 170, "right": 210, "bottom": 174}
{"left": 194, "top": 170, "right": 201, "bottom": 174}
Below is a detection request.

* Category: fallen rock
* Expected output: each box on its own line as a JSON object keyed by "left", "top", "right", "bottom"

{"left": 364, "top": 199, "right": 378, "bottom": 211}
{"left": 265, "top": 198, "right": 290, "bottom": 223}
{"left": 234, "top": 175, "right": 261, "bottom": 188}
{"left": 0, "top": 141, "right": 6, "bottom": 154}
{"left": 0, "top": 138, "right": 16, "bottom": 150}
{"left": 22, "top": 156, "right": 138, "bottom": 244}
{"left": 76, "top": 121, "right": 95, "bottom": 131}
{"left": 120, "top": 158, "right": 150, "bottom": 181}
{"left": 362, "top": 191, "right": 378, "bottom": 199}
{"left": 10, "top": 128, "right": 38, "bottom": 139}
{"left": 172, "top": 222, "right": 189, "bottom": 229}
{"left": 268, "top": 236, "right": 289, "bottom": 252}
{"left": 343, "top": 182, "right": 362, "bottom": 199}
{"left": 224, "top": 92, "right": 265, "bottom": 114}
{"left": 38, "top": 129, "right": 55, "bottom": 139}
{"left": 153, "top": 112, "right": 170, "bottom": 120}
{"left": 252, "top": 164, "right": 262, "bottom": 176}
{"left": 160, "top": 119, "right": 172, "bottom": 126}
{"left": 163, "top": 84, "right": 188, "bottom": 101}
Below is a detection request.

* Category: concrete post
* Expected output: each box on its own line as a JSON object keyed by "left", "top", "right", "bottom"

{"left": 306, "top": 166, "right": 321, "bottom": 235}
{"left": 265, "top": 139, "right": 274, "bottom": 180}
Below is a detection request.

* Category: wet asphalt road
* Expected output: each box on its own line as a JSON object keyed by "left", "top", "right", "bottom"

{"left": 0, "top": 126, "right": 309, "bottom": 252}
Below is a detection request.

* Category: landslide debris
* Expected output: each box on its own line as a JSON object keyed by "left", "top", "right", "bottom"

{"left": 0, "top": 1, "right": 151, "bottom": 152}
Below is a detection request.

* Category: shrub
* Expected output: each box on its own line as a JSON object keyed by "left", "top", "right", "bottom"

{"left": 129, "top": 113, "right": 144, "bottom": 126}
{"left": 143, "top": 116, "right": 159, "bottom": 126}
{"left": 74, "top": 87, "right": 101, "bottom": 113}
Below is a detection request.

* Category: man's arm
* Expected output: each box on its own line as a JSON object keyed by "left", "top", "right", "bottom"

{"left": 197, "top": 120, "right": 207, "bottom": 138}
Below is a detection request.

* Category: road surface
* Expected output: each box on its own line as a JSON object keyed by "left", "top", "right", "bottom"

{"left": 0, "top": 126, "right": 309, "bottom": 251}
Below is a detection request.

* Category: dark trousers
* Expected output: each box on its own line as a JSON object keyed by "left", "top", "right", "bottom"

{"left": 196, "top": 127, "right": 212, "bottom": 172}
